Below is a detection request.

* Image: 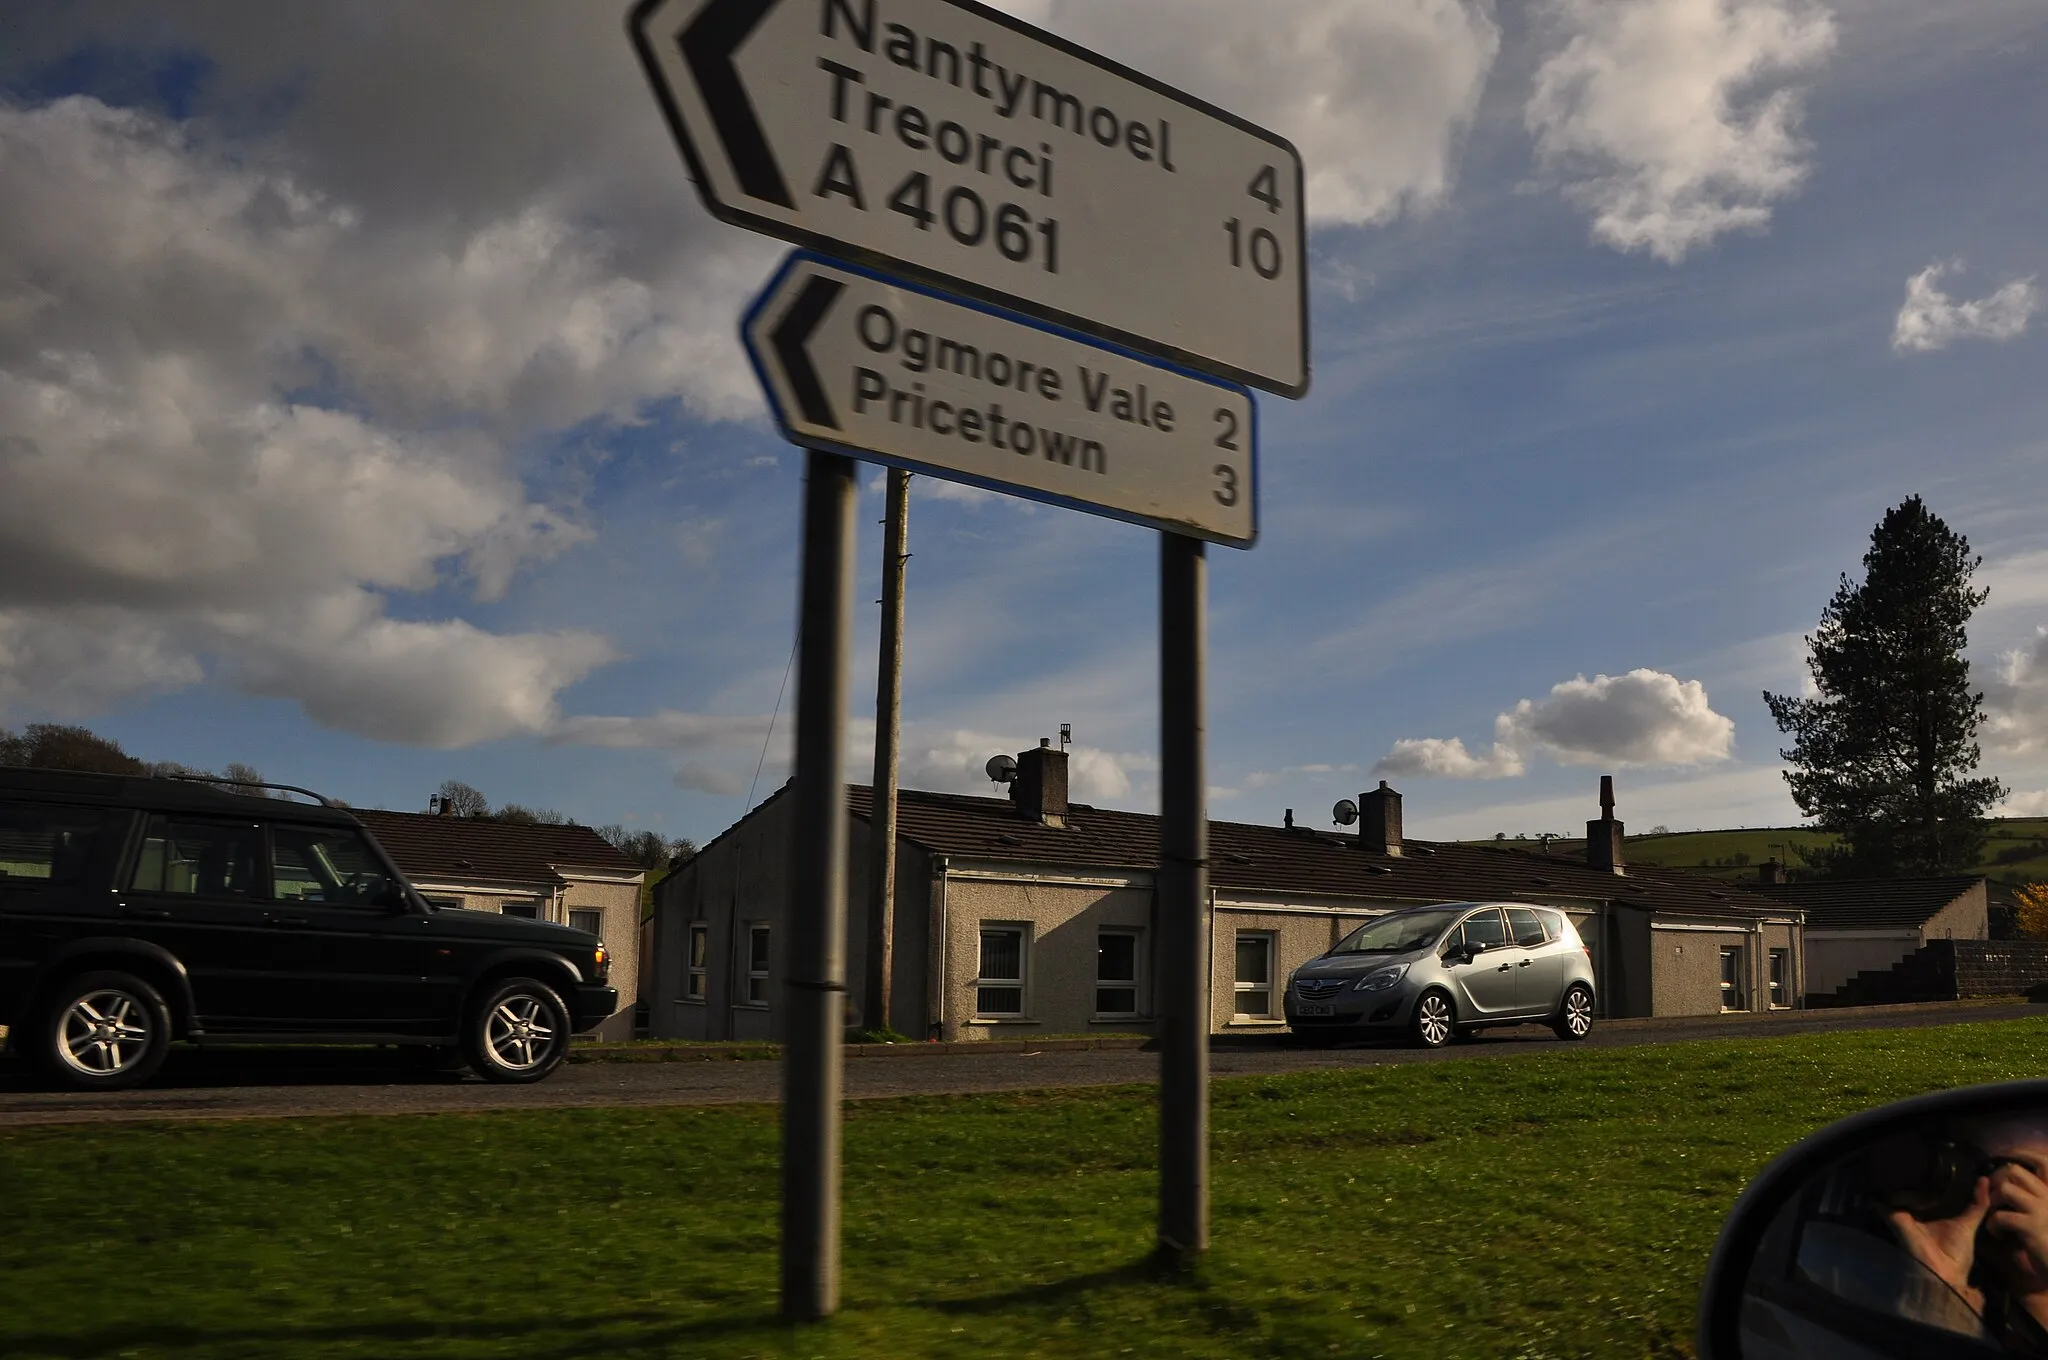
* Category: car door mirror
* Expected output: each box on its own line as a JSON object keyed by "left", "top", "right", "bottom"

{"left": 1697, "top": 1078, "right": 2048, "bottom": 1359}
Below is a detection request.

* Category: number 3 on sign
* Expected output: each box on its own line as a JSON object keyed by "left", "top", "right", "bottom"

{"left": 1212, "top": 408, "right": 1241, "bottom": 506}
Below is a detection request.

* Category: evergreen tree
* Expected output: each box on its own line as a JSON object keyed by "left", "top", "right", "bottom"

{"left": 1764, "top": 496, "right": 2004, "bottom": 876}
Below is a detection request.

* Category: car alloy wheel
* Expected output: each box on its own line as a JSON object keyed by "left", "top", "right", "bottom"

{"left": 39, "top": 970, "right": 172, "bottom": 1090}
{"left": 465, "top": 978, "right": 570, "bottom": 1084}
{"left": 1554, "top": 983, "right": 1594, "bottom": 1041}
{"left": 1412, "top": 991, "right": 1455, "bottom": 1048}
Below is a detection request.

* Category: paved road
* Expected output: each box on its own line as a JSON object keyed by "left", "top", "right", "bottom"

{"left": 1, "top": 1001, "right": 2040, "bottom": 1127}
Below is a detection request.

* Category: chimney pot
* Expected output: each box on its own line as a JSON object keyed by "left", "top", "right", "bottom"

{"left": 1013, "top": 744, "right": 1068, "bottom": 827}
{"left": 1586, "top": 775, "right": 1624, "bottom": 874}
{"left": 1358, "top": 784, "right": 1402, "bottom": 856}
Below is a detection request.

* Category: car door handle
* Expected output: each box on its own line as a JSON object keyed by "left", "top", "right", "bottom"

{"left": 266, "top": 913, "right": 310, "bottom": 929}
{"left": 1495, "top": 963, "right": 1511, "bottom": 972}
{"left": 124, "top": 906, "right": 172, "bottom": 920}
{"left": 1518, "top": 960, "right": 1533, "bottom": 968}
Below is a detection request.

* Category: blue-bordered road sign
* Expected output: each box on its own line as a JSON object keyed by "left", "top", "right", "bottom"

{"left": 631, "top": 0, "right": 1307, "bottom": 398}
{"left": 744, "top": 252, "right": 1258, "bottom": 546}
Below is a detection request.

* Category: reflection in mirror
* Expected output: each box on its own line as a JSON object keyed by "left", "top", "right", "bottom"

{"left": 1727, "top": 1102, "right": 2048, "bottom": 1359}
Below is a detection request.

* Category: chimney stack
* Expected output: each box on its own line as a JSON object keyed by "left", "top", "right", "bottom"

{"left": 1586, "top": 774, "right": 1624, "bottom": 874}
{"left": 1013, "top": 739, "right": 1068, "bottom": 828}
{"left": 1359, "top": 781, "right": 1402, "bottom": 856}
{"left": 1757, "top": 858, "right": 1786, "bottom": 886}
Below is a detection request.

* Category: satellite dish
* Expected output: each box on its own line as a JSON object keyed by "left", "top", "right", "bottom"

{"left": 1332, "top": 799, "right": 1359, "bottom": 827}
{"left": 985, "top": 754, "right": 1018, "bottom": 784}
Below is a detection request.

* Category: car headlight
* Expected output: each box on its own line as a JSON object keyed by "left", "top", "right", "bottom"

{"left": 1353, "top": 963, "right": 1408, "bottom": 992}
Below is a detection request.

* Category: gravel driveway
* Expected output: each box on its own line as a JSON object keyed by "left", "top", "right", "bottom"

{"left": 0, "top": 1000, "right": 2039, "bottom": 1127}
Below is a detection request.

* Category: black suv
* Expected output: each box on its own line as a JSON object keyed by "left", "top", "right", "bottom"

{"left": 0, "top": 768, "right": 616, "bottom": 1089}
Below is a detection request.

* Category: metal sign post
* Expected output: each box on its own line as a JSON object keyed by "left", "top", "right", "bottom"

{"left": 782, "top": 450, "right": 857, "bottom": 1320}
{"left": 1157, "top": 532, "right": 1209, "bottom": 1259}
{"left": 631, "top": 0, "right": 1307, "bottom": 396}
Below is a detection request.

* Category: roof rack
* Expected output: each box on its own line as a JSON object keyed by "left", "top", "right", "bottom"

{"left": 161, "top": 774, "right": 341, "bottom": 808}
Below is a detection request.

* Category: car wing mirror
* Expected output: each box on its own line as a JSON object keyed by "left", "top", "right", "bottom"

{"left": 1697, "top": 1078, "right": 2048, "bottom": 1359}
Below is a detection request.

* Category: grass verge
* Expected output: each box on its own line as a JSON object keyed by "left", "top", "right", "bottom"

{"left": 3, "top": 1018, "right": 2047, "bottom": 1359}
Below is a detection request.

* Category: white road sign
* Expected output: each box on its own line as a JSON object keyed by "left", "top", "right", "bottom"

{"left": 745, "top": 253, "right": 1258, "bottom": 545}
{"left": 631, "top": 0, "right": 1307, "bottom": 397}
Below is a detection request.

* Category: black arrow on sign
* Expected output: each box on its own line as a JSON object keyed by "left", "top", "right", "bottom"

{"left": 680, "top": 0, "right": 793, "bottom": 208}
{"left": 772, "top": 273, "right": 845, "bottom": 429}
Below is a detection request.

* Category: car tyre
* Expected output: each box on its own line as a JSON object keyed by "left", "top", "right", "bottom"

{"left": 37, "top": 970, "right": 172, "bottom": 1091}
{"left": 1411, "top": 990, "right": 1456, "bottom": 1049}
{"left": 464, "top": 977, "right": 571, "bottom": 1084}
{"left": 1553, "top": 983, "right": 1595, "bottom": 1041}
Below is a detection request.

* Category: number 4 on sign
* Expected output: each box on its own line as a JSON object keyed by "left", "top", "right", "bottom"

{"left": 1248, "top": 165, "right": 1282, "bottom": 213}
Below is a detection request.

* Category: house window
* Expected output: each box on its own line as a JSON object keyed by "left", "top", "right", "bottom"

{"left": 1768, "top": 948, "right": 1789, "bottom": 1008}
{"left": 1096, "top": 931, "right": 1140, "bottom": 1017}
{"left": 976, "top": 926, "right": 1027, "bottom": 1016}
{"left": 746, "top": 926, "right": 771, "bottom": 1005}
{"left": 1235, "top": 932, "right": 1274, "bottom": 1019}
{"left": 1720, "top": 946, "right": 1746, "bottom": 1011}
{"left": 502, "top": 899, "right": 542, "bottom": 920}
{"left": 686, "top": 924, "right": 708, "bottom": 1001}
{"left": 568, "top": 908, "right": 603, "bottom": 937}
{"left": 422, "top": 895, "right": 462, "bottom": 912}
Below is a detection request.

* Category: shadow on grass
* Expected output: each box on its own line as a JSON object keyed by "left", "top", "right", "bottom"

{"left": 0, "top": 1310, "right": 788, "bottom": 1360}
{"left": 921, "top": 1249, "right": 1209, "bottom": 1315}
{"left": 5, "top": 1257, "right": 1230, "bottom": 1359}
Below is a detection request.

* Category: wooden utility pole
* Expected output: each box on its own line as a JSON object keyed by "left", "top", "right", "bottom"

{"left": 863, "top": 469, "right": 910, "bottom": 1033}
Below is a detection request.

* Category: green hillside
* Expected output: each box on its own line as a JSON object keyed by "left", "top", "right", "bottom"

{"left": 1459, "top": 818, "right": 2048, "bottom": 890}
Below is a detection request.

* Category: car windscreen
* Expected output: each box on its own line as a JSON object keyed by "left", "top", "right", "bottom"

{"left": 1328, "top": 908, "right": 1464, "bottom": 956}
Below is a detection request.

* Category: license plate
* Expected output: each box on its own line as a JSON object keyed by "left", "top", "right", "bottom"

{"left": 1297, "top": 1001, "right": 1335, "bottom": 1017}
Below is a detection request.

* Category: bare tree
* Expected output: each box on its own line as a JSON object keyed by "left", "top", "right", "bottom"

{"left": 436, "top": 780, "right": 489, "bottom": 817}
{"left": 496, "top": 804, "right": 568, "bottom": 825}
{"left": 0, "top": 724, "right": 147, "bottom": 774}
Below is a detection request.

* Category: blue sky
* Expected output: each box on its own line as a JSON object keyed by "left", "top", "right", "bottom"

{"left": 3, "top": 1, "right": 2046, "bottom": 848}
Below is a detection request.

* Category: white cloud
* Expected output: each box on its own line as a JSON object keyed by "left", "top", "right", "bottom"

{"left": 1374, "top": 668, "right": 1736, "bottom": 778}
{"left": 1244, "top": 762, "right": 1361, "bottom": 792}
{"left": 1984, "top": 631, "right": 2048, "bottom": 755}
{"left": 0, "top": 92, "right": 761, "bottom": 739}
{"left": 673, "top": 762, "right": 746, "bottom": 797}
{"left": 1014, "top": 0, "right": 1500, "bottom": 226}
{"left": 1892, "top": 261, "right": 2039, "bottom": 353}
{"left": 1375, "top": 738, "right": 1525, "bottom": 781}
{"left": 1526, "top": 0, "right": 1836, "bottom": 262}
{"left": 213, "top": 592, "right": 616, "bottom": 748}
{"left": 1501, "top": 669, "right": 1737, "bottom": 766}
{"left": 552, "top": 710, "right": 775, "bottom": 751}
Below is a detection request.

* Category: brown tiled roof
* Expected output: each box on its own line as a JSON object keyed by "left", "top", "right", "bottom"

{"left": 354, "top": 809, "right": 641, "bottom": 887}
{"left": 842, "top": 786, "right": 1790, "bottom": 920}
{"left": 1757, "top": 877, "right": 1983, "bottom": 931}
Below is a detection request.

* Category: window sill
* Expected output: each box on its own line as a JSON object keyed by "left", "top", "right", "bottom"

{"left": 965, "top": 1017, "right": 1040, "bottom": 1026}
{"left": 1227, "top": 1018, "right": 1286, "bottom": 1028}
{"left": 732, "top": 1003, "right": 770, "bottom": 1012}
{"left": 677, "top": 998, "right": 707, "bottom": 1006}
{"left": 1090, "top": 1016, "right": 1151, "bottom": 1026}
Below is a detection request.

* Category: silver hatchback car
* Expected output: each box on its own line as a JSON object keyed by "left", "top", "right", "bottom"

{"left": 1284, "top": 901, "right": 1596, "bottom": 1048}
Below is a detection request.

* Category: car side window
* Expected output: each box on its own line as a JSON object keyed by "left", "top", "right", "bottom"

{"left": 1506, "top": 907, "right": 1546, "bottom": 948}
{"left": 270, "top": 825, "right": 403, "bottom": 908}
{"left": 1460, "top": 908, "right": 1508, "bottom": 950}
{"left": 129, "top": 816, "right": 263, "bottom": 896}
{"left": 0, "top": 801, "right": 108, "bottom": 890}
{"left": 1437, "top": 922, "right": 1466, "bottom": 958}
{"left": 1535, "top": 908, "right": 1566, "bottom": 943}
